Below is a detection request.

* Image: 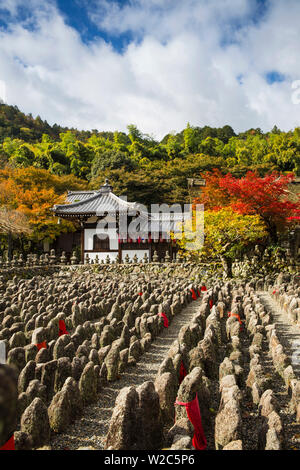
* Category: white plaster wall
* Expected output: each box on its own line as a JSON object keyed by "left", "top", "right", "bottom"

{"left": 121, "top": 250, "right": 149, "bottom": 262}
{"left": 84, "top": 228, "right": 118, "bottom": 250}
{"left": 84, "top": 252, "right": 119, "bottom": 263}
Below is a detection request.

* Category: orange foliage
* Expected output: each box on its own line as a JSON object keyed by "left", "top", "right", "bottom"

{"left": 0, "top": 167, "right": 82, "bottom": 241}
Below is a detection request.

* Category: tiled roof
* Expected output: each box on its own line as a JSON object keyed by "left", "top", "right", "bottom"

{"left": 53, "top": 181, "right": 188, "bottom": 234}
{"left": 53, "top": 190, "right": 138, "bottom": 216}
{"left": 66, "top": 191, "right": 98, "bottom": 203}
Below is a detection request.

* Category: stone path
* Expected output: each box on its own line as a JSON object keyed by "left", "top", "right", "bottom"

{"left": 50, "top": 298, "right": 203, "bottom": 450}
{"left": 258, "top": 291, "right": 300, "bottom": 377}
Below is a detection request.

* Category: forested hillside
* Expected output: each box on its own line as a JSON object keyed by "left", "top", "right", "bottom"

{"left": 0, "top": 103, "right": 300, "bottom": 207}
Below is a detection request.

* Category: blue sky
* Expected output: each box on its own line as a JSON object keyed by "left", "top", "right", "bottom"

{"left": 56, "top": 0, "right": 136, "bottom": 49}
{"left": 0, "top": 0, "right": 299, "bottom": 137}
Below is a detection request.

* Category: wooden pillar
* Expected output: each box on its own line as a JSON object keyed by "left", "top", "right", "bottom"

{"left": 81, "top": 227, "right": 84, "bottom": 264}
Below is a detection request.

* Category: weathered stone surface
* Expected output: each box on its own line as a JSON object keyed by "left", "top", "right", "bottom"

{"left": 24, "top": 344, "right": 38, "bottom": 363}
{"left": 20, "top": 397, "right": 50, "bottom": 448}
{"left": 18, "top": 360, "right": 36, "bottom": 394}
{"left": 198, "top": 337, "right": 218, "bottom": 378}
{"left": 283, "top": 365, "right": 295, "bottom": 390}
{"left": 7, "top": 347, "right": 26, "bottom": 372}
{"left": 219, "top": 358, "right": 235, "bottom": 381}
{"left": 26, "top": 379, "right": 47, "bottom": 404}
{"left": 119, "top": 348, "right": 129, "bottom": 373}
{"left": 155, "top": 371, "right": 177, "bottom": 424}
{"left": 54, "top": 357, "right": 72, "bottom": 393}
{"left": 9, "top": 331, "right": 27, "bottom": 349}
{"left": 31, "top": 327, "right": 46, "bottom": 345}
{"left": 40, "top": 360, "right": 57, "bottom": 401}
{"left": 215, "top": 400, "right": 242, "bottom": 449}
{"left": 105, "top": 380, "right": 163, "bottom": 450}
{"left": 166, "top": 418, "right": 194, "bottom": 447}
{"left": 265, "top": 428, "right": 281, "bottom": 450}
{"left": 140, "top": 333, "right": 152, "bottom": 352}
{"left": 17, "top": 392, "right": 29, "bottom": 420}
{"left": 176, "top": 367, "right": 210, "bottom": 429}
{"left": 170, "top": 436, "right": 193, "bottom": 450}
{"left": 188, "top": 345, "right": 205, "bottom": 373}
{"left": 71, "top": 356, "right": 83, "bottom": 381}
{"left": 223, "top": 440, "right": 243, "bottom": 450}
{"left": 105, "top": 386, "right": 139, "bottom": 450}
{"left": 258, "top": 390, "right": 279, "bottom": 417}
{"left": 48, "top": 378, "right": 83, "bottom": 433}
{"left": 136, "top": 381, "right": 163, "bottom": 450}
{"left": 79, "top": 361, "right": 97, "bottom": 404}
{"left": 246, "top": 364, "right": 271, "bottom": 393}
{"left": 129, "top": 339, "right": 142, "bottom": 362}
{"left": 0, "top": 365, "right": 18, "bottom": 446}
{"left": 105, "top": 342, "right": 120, "bottom": 381}
{"left": 14, "top": 431, "right": 33, "bottom": 450}
{"left": 98, "top": 345, "right": 111, "bottom": 363}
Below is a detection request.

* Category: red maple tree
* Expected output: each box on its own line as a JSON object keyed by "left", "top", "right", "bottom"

{"left": 196, "top": 171, "right": 300, "bottom": 242}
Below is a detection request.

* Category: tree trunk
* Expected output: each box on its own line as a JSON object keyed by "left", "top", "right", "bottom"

{"left": 221, "top": 256, "right": 233, "bottom": 278}
{"left": 265, "top": 219, "right": 278, "bottom": 244}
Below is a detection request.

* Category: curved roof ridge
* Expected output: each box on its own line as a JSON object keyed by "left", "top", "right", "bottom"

{"left": 53, "top": 191, "right": 102, "bottom": 211}
{"left": 108, "top": 191, "right": 137, "bottom": 208}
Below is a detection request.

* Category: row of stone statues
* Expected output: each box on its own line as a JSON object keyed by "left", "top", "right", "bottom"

{"left": 0, "top": 249, "right": 185, "bottom": 268}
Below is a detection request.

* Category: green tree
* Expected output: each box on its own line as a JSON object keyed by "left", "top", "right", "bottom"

{"left": 177, "top": 208, "right": 267, "bottom": 277}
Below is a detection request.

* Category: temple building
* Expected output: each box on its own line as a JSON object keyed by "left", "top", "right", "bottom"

{"left": 52, "top": 179, "right": 180, "bottom": 263}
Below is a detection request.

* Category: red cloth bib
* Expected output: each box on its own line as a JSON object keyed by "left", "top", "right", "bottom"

{"left": 190, "top": 289, "right": 197, "bottom": 300}
{"left": 209, "top": 299, "right": 213, "bottom": 309}
{"left": 36, "top": 341, "right": 47, "bottom": 351}
{"left": 228, "top": 312, "right": 243, "bottom": 331}
{"left": 158, "top": 312, "right": 169, "bottom": 328}
{"left": 228, "top": 312, "right": 242, "bottom": 324}
{"left": 175, "top": 393, "right": 207, "bottom": 450}
{"left": 0, "top": 435, "right": 15, "bottom": 451}
{"left": 179, "top": 361, "right": 187, "bottom": 384}
{"left": 201, "top": 286, "right": 207, "bottom": 292}
{"left": 58, "top": 320, "right": 69, "bottom": 337}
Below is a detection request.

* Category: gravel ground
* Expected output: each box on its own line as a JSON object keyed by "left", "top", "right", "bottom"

{"left": 50, "top": 298, "right": 203, "bottom": 450}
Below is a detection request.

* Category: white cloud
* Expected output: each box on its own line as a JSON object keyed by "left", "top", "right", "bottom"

{"left": 0, "top": 0, "right": 299, "bottom": 139}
